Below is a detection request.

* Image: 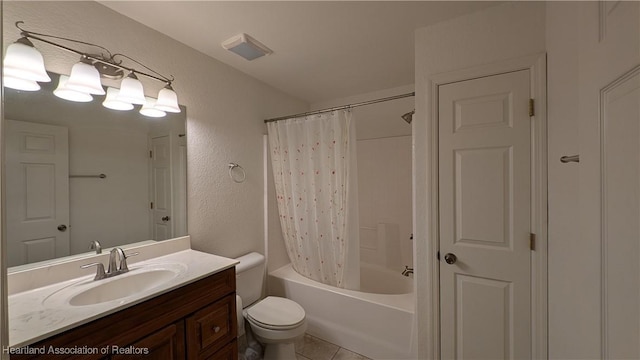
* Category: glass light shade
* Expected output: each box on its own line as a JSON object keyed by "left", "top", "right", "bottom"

{"left": 117, "top": 75, "right": 146, "bottom": 105}
{"left": 139, "top": 97, "right": 166, "bottom": 118}
{"left": 102, "top": 87, "right": 134, "bottom": 111}
{"left": 3, "top": 75, "right": 41, "bottom": 91}
{"left": 53, "top": 75, "right": 93, "bottom": 102}
{"left": 3, "top": 40, "right": 51, "bottom": 82}
{"left": 65, "top": 61, "right": 105, "bottom": 95}
{"left": 154, "top": 86, "right": 181, "bottom": 113}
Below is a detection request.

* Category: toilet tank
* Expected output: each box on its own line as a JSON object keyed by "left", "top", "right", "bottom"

{"left": 234, "top": 252, "right": 265, "bottom": 307}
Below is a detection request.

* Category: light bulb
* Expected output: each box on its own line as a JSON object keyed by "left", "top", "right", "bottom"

{"left": 139, "top": 97, "right": 166, "bottom": 118}
{"left": 102, "top": 87, "right": 134, "bottom": 110}
{"left": 154, "top": 84, "right": 181, "bottom": 113}
{"left": 3, "top": 75, "right": 41, "bottom": 91}
{"left": 66, "top": 59, "right": 105, "bottom": 95}
{"left": 3, "top": 38, "right": 51, "bottom": 83}
{"left": 117, "top": 73, "right": 146, "bottom": 105}
{"left": 53, "top": 75, "right": 93, "bottom": 102}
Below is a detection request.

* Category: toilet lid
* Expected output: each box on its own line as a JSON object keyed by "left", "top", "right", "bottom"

{"left": 246, "top": 296, "right": 305, "bottom": 329}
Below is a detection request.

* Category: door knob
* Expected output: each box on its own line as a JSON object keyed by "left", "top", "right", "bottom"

{"left": 161, "top": 216, "right": 170, "bottom": 222}
{"left": 444, "top": 253, "right": 457, "bottom": 264}
{"left": 57, "top": 224, "right": 67, "bottom": 232}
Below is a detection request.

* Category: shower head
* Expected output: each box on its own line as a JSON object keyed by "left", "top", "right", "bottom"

{"left": 401, "top": 110, "right": 415, "bottom": 124}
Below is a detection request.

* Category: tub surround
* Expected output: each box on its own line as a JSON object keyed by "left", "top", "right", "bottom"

{"left": 9, "top": 237, "right": 238, "bottom": 348}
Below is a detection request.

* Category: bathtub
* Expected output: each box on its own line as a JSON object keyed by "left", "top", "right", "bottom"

{"left": 268, "top": 262, "right": 416, "bottom": 359}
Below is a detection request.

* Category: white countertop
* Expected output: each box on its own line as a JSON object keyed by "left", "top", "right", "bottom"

{"left": 9, "top": 249, "right": 238, "bottom": 347}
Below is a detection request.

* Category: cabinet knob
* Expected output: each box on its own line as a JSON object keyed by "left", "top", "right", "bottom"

{"left": 213, "top": 326, "right": 221, "bottom": 333}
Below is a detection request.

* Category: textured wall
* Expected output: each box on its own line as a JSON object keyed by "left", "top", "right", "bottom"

{"left": 2, "top": 1, "right": 308, "bottom": 260}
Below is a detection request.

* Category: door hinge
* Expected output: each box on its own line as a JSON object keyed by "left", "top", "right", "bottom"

{"left": 150, "top": 202, "right": 154, "bottom": 210}
{"left": 149, "top": 150, "right": 153, "bottom": 158}
{"left": 529, "top": 99, "right": 535, "bottom": 117}
{"left": 530, "top": 233, "right": 536, "bottom": 251}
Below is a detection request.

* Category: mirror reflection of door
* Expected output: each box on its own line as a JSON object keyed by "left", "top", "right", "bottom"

{"left": 5, "top": 120, "right": 71, "bottom": 266}
{"left": 150, "top": 135, "right": 173, "bottom": 240}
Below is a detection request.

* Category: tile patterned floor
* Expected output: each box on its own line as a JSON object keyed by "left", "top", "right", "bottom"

{"left": 295, "top": 334, "right": 371, "bottom": 360}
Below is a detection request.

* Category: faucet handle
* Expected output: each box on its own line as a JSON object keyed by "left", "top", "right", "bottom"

{"left": 81, "top": 262, "right": 106, "bottom": 281}
{"left": 119, "top": 252, "right": 139, "bottom": 272}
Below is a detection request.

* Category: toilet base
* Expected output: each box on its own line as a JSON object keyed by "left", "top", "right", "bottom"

{"left": 263, "top": 342, "right": 296, "bottom": 360}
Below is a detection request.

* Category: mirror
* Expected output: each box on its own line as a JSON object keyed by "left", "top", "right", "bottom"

{"left": 4, "top": 72, "right": 187, "bottom": 269}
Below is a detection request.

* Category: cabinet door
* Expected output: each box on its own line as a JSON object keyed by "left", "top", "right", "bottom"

{"left": 186, "top": 294, "right": 237, "bottom": 359}
{"left": 112, "top": 322, "right": 185, "bottom": 360}
{"left": 203, "top": 341, "right": 238, "bottom": 360}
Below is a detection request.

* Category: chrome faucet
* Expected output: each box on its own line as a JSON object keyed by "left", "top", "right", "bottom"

{"left": 108, "top": 247, "right": 126, "bottom": 274}
{"left": 81, "top": 247, "right": 139, "bottom": 281}
{"left": 89, "top": 240, "right": 102, "bottom": 254}
{"left": 402, "top": 265, "right": 414, "bottom": 277}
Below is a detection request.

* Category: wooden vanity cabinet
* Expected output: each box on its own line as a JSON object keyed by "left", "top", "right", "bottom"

{"left": 13, "top": 267, "right": 237, "bottom": 360}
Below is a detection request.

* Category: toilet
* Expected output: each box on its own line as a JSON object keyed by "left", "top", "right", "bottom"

{"left": 235, "top": 252, "right": 307, "bottom": 360}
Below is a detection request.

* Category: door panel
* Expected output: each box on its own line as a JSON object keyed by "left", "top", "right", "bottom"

{"left": 455, "top": 146, "right": 512, "bottom": 248}
{"left": 456, "top": 274, "right": 512, "bottom": 359}
{"left": 439, "top": 70, "right": 531, "bottom": 360}
{"left": 6, "top": 120, "right": 70, "bottom": 266}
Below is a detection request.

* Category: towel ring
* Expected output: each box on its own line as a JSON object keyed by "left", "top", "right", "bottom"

{"left": 228, "top": 163, "right": 246, "bottom": 183}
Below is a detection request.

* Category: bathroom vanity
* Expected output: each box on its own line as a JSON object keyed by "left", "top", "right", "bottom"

{"left": 13, "top": 268, "right": 237, "bottom": 360}
{"left": 8, "top": 238, "right": 239, "bottom": 360}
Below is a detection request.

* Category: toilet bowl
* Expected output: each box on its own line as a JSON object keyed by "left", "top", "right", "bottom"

{"left": 244, "top": 296, "right": 307, "bottom": 359}
{"left": 235, "top": 253, "right": 307, "bottom": 360}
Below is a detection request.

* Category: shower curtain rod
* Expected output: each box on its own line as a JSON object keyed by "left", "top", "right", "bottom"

{"left": 263, "top": 92, "right": 415, "bottom": 123}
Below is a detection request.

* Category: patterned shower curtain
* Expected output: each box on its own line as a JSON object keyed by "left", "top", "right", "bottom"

{"left": 267, "top": 110, "right": 359, "bottom": 289}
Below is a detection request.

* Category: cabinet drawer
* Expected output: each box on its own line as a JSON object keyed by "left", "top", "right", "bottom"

{"left": 186, "top": 294, "right": 237, "bottom": 359}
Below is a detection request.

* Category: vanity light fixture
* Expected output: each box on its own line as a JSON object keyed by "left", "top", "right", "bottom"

{"left": 2, "top": 21, "right": 181, "bottom": 115}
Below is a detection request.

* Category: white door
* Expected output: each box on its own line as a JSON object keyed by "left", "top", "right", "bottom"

{"left": 578, "top": 3, "right": 640, "bottom": 359}
{"left": 6, "top": 120, "right": 70, "bottom": 267}
{"left": 150, "top": 135, "right": 172, "bottom": 240}
{"left": 438, "top": 70, "right": 531, "bottom": 359}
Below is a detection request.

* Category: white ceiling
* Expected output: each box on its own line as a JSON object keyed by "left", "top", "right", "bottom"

{"left": 99, "top": 1, "right": 499, "bottom": 104}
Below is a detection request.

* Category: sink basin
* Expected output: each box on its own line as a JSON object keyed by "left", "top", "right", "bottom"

{"left": 43, "top": 263, "right": 186, "bottom": 307}
{"left": 69, "top": 269, "right": 176, "bottom": 306}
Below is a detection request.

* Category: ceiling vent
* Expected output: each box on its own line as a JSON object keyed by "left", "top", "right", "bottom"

{"left": 221, "top": 33, "right": 273, "bottom": 61}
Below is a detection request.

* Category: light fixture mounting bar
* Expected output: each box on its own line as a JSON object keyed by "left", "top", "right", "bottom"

{"left": 15, "top": 21, "right": 174, "bottom": 85}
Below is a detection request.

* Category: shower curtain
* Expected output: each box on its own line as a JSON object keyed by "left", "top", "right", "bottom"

{"left": 267, "top": 110, "right": 360, "bottom": 290}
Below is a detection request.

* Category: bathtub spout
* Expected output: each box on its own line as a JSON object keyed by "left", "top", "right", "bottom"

{"left": 401, "top": 266, "right": 413, "bottom": 277}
